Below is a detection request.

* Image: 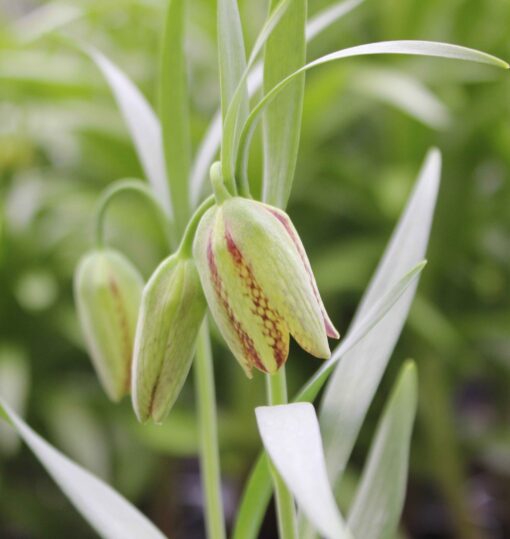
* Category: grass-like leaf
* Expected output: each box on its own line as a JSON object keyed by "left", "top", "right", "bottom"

{"left": 231, "top": 261, "right": 424, "bottom": 539}
{"left": 190, "top": 0, "right": 363, "bottom": 206}
{"left": 220, "top": 0, "right": 290, "bottom": 192}
{"left": 347, "top": 361, "right": 418, "bottom": 539}
{"left": 159, "top": 0, "right": 191, "bottom": 235}
{"left": 261, "top": 0, "right": 306, "bottom": 208}
{"left": 237, "top": 42, "right": 508, "bottom": 184}
{"left": 318, "top": 149, "right": 440, "bottom": 485}
{"left": 256, "top": 403, "right": 351, "bottom": 539}
{"left": 217, "top": 0, "right": 249, "bottom": 192}
{"left": 85, "top": 47, "right": 171, "bottom": 217}
{"left": 0, "top": 399, "right": 167, "bottom": 539}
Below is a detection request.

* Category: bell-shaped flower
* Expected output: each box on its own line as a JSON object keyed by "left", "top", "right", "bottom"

{"left": 193, "top": 196, "right": 339, "bottom": 377}
{"left": 74, "top": 249, "right": 143, "bottom": 401}
{"left": 131, "top": 254, "right": 206, "bottom": 424}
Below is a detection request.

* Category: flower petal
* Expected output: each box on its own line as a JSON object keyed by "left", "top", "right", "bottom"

{"left": 224, "top": 198, "right": 330, "bottom": 359}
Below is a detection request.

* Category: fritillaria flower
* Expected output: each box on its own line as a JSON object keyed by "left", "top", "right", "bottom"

{"left": 193, "top": 196, "right": 339, "bottom": 377}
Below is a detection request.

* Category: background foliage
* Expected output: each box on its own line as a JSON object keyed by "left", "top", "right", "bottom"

{"left": 0, "top": 0, "right": 509, "bottom": 537}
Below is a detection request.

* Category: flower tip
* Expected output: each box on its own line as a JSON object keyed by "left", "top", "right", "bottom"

{"left": 325, "top": 319, "right": 340, "bottom": 340}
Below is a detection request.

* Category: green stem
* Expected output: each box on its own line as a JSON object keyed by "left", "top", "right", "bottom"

{"left": 265, "top": 367, "right": 298, "bottom": 539}
{"left": 194, "top": 322, "right": 227, "bottom": 539}
{"left": 94, "top": 178, "right": 172, "bottom": 248}
{"left": 177, "top": 195, "right": 215, "bottom": 258}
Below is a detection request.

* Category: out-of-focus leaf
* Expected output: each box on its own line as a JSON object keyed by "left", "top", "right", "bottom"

{"left": 350, "top": 66, "right": 451, "bottom": 129}
{"left": 190, "top": 0, "right": 363, "bottom": 206}
{"left": 262, "top": 0, "right": 306, "bottom": 208}
{"left": 159, "top": 0, "right": 190, "bottom": 235}
{"left": 256, "top": 403, "right": 351, "bottom": 539}
{"left": 0, "top": 346, "right": 29, "bottom": 455}
{"left": 232, "top": 261, "right": 424, "bottom": 539}
{"left": 0, "top": 399, "right": 167, "bottom": 539}
{"left": 15, "top": 2, "right": 83, "bottom": 43}
{"left": 84, "top": 48, "right": 171, "bottom": 217}
{"left": 347, "top": 361, "right": 418, "bottom": 539}
{"left": 237, "top": 43, "right": 507, "bottom": 182}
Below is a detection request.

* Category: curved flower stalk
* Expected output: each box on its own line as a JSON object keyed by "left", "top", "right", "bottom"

{"left": 131, "top": 254, "right": 206, "bottom": 424}
{"left": 193, "top": 195, "right": 339, "bottom": 377}
{"left": 74, "top": 249, "right": 143, "bottom": 401}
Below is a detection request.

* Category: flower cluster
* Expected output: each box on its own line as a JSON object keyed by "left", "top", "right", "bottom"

{"left": 75, "top": 194, "right": 338, "bottom": 422}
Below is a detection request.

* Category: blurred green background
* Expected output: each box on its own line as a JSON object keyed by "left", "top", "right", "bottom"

{"left": 0, "top": 0, "right": 509, "bottom": 537}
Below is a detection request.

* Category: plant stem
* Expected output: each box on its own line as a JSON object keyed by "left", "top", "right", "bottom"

{"left": 265, "top": 367, "right": 298, "bottom": 539}
{"left": 94, "top": 178, "right": 172, "bottom": 248}
{"left": 194, "top": 322, "right": 226, "bottom": 539}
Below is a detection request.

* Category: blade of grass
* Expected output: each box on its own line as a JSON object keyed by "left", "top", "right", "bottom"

{"left": 262, "top": 0, "right": 307, "bottom": 208}
{"left": 84, "top": 47, "right": 171, "bottom": 218}
{"left": 159, "top": 0, "right": 191, "bottom": 236}
{"left": 347, "top": 361, "right": 418, "bottom": 539}
{"left": 0, "top": 398, "right": 167, "bottom": 539}
{"left": 191, "top": 0, "right": 363, "bottom": 205}
{"left": 237, "top": 42, "right": 508, "bottom": 184}
{"left": 256, "top": 403, "right": 351, "bottom": 539}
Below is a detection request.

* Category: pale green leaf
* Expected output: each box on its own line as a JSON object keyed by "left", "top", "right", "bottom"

{"left": 318, "top": 149, "right": 440, "bottom": 482}
{"left": 237, "top": 41, "right": 508, "bottom": 183}
{"left": 256, "top": 403, "right": 351, "bottom": 539}
{"left": 84, "top": 47, "right": 171, "bottom": 216}
{"left": 159, "top": 0, "right": 191, "bottom": 235}
{"left": 347, "top": 361, "right": 418, "bottom": 539}
{"left": 231, "top": 261, "right": 424, "bottom": 539}
{"left": 0, "top": 399, "right": 167, "bottom": 539}
{"left": 190, "top": 0, "right": 363, "bottom": 206}
{"left": 221, "top": 0, "right": 290, "bottom": 191}
{"left": 262, "top": 0, "right": 307, "bottom": 208}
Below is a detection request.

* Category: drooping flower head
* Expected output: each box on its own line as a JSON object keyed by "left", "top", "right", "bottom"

{"left": 74, "top": 249, "right": 143, "bottom": 401}
{"left": 193, "top": 197, "right": 339, "bottom": 377}
{"left": 131, "top": 254, "right": 206, "bottom": 424}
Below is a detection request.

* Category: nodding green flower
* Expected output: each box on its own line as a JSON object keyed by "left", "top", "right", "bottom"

{"left": 74, "top": 249, "right": 143, "bottom": 401}
{"left": 193, "top": 196, "right": 339, "bottom": 377}
{"left": 131, "top": 255, "right": 206, "bottom": 424}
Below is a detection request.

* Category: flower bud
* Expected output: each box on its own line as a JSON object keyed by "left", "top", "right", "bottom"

{"left": 131, "top": 255, "right": 206, "bottom": 424}
{"left": 193, "top": 196, "right": 339, "bottom": 377}
{"left": 74, "top": 249, "right": 143, "bottom": 401}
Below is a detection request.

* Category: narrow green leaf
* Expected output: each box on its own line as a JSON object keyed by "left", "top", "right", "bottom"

{"left": 217, "top": 0, "right": 249, "bottom": 192}
{"left": 190, "top": 0, "right": 363, "bottom": 206}
{"left": 0, "top": 399, "right": 167, "bottom": 539}
{"left": 318, "top": 150, "right": 440, "bottom": 491}
{"left": 256, "top": 403, "right": 351, "bottom": 539}
{"left": 84, "top": 47, "right": 172, "bottom": 217}
{"left": 159, "top": 0, "right": 191, "bottom": 235}
{"left": 220, "top": 0, "right": 290, "bottom": 192}
{"left": 262, "top": 0, "right": 307, "bottom": 208}
{"left": 347, "top": 361, "right": 418, "bottom": 539}
{"left": 237, "top": 41, "right": 508, "bottom": 183}
{"left": 217, "top": 0, "right": 248, "bottom": 123}
{"left": 231, "top": 261, "right": 424, "bottom": 539}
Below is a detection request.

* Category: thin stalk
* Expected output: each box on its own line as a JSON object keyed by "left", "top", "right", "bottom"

{"left": 94, "top": 178, "right": 172, "bottom": 248}
{"left": 194, "top": 322, "right": 227, "bottom": 539}
{"left": 265, "top": 367, "right": 298, "bottom": 539}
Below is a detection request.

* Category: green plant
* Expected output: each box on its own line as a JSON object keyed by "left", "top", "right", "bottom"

{"left": 0, "top": 1, "right": 508, "bottom": 538}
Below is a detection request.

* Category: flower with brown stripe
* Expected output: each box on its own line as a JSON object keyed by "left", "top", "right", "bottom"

{"left": 193, "top": 197, "right": 339, "bottom": 377}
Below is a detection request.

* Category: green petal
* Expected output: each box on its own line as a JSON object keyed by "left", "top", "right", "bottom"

{"left": 224, "top": 198, "right": 330, "bottom": 359}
